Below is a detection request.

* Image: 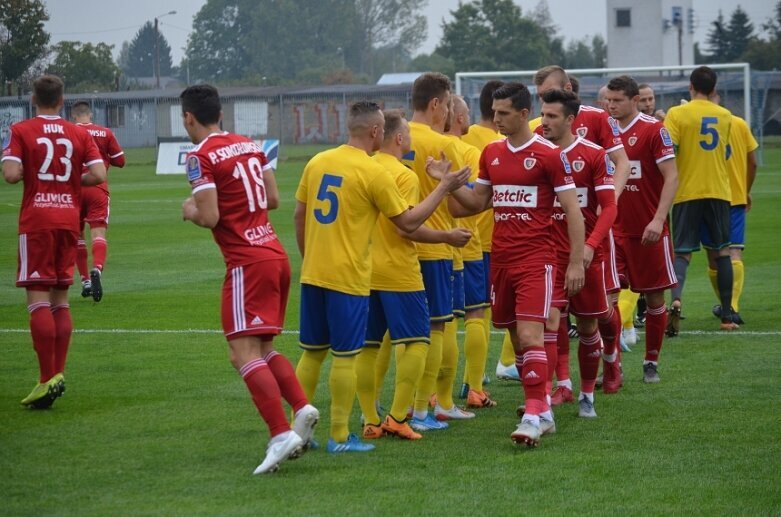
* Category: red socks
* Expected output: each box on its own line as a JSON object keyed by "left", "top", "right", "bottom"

{"left": 521, "top": 346, "right": 548, "bottom": 415}
{"left": 77, "top": 239, "right": 89, "bottom": 281}
{"left": 92, "top": 237, "right": 107, "bottom": 271}
{"left": 29, "top": 302, "right": 56, "bottom": 382}
{"left": 599, "top": 305, "right": 621, "bottom": 357}
{"left": 239, "top": 358, "right": 289, "bottom": 437}
{"left": 51, "top": 304, "right": 72, "bottom": 375}
{"left": 543, "top": 331, "right": 558, "bottom": 396}
{"left": 578, "top": 329, "right": 602, "bottom": 393}
{"left": 644, "top": 303, "right": 667, "bottom": 363}
{"left": 556, "top": 316, "right": 570, "bottom": 382}
{"left": 263, "top": 350, "right": 308, "bottom": 414}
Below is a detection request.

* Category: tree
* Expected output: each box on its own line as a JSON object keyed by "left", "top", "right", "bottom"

{"left": 435, "top": 0, "right": 560, "bottom": 73}
{"left": 48, "top": 41, "right": 118, "bottom": 93}
{"left": 726, "top": 6, "right": 754, "bottom": 61}
{"left": 354, "top": 0, "right": 427, "bottom": 77}
{"left": 0, "top": 0, "right": 50, "bottom": 95}
{"left": 124, "top": 21, "right": 173, "bottom": 78}
{"left": 408, "top": 52, "right": 456, "bottom": 78}
{"left": 705, "top": 10, "right": 730, "bottom": 62}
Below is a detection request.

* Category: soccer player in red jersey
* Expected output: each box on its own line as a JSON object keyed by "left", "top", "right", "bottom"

{"left": 604, "top": 76, "right": 679, "bottom": 384}
{"left": 180, "top": 84, "right": 319, "bottom": 474}
{"left": 71, "top": 101, "right": 125, "bottom": 302}
{"left": 541, "top": 89, "right": 618, "bottom": 412}
{"left": 2, "top": 75, "right": 106, "bottom": 408}
{"left": 446, "top": 82, "right": 585, "bottom": 447}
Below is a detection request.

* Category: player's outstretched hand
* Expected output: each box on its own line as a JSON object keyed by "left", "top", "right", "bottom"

{"left": 425, "top": 152, "right": 452, "bottom": 180}
{"left": 440, "top": 165, "right": 471, "bottom": 192}
{"left": 182, "top": 196, "right": 197, "bottom": 222}
{"left": 447, "top": 228, "right": 472, "bottom": 248}
{"left": 565, "top": 262, "right": 585, "bottom": 297}
{"left": 641, "top": 218, "right": 663, "bottom": 246}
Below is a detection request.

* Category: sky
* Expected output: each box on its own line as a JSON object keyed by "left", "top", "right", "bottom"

{"left": 42, "top": 0, "right": 777, "bottom": 65}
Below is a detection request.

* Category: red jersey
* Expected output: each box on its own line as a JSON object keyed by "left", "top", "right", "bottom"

{"left": 187, "top": 132, "right": 286, "bottom": 267}
{"left": 477, "top": 134, "right": 575, "bottom": 267}
{"left": 76, "top": 122, "right": 124, "bottom": 195}
{"left": 2, "top": 115, "right": 103, "bottom": 233}
{"left": 551, "top": 137, "right": 616, "bottom": 262}
{"left": 536, "top": 105, "right": 624, "bottom": 154}
{"left": 615, "top": 113, "right": 676, "bottom": 238}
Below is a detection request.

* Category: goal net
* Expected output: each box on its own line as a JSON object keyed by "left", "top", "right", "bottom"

{"left": 456, "top": 63, "right": 771, "bottom": 164}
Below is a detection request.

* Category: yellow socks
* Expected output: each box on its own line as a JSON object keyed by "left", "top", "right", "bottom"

{"left": 295, "top": 348, "right": 328, "bottom": 402}
{"left": 436, "top": 320, "right": 459, "bottom": 410}
{"left": 414, "top": 329, "right": 443, "bottom": 414}
{"left": 499, "top": 330, "right": 515, "bottom": 367}
{"left": 329, "top": 356, "right": 356, "bottom": 443}
{"left": 708, "top": 267, "right": 719, "bottom": 301}
{"left": 374, "top": 332, "right": 392, "bottom": 401}
{"left": 618, "top": 289, "right": 640, "bottom": 330}
{"left": 464, "top": 318, "right": 487, "bottom": 392}
{"left": 732, "top": 260, "right": 744, "bottom": 312}
{"left": 355, "top": 347, "right": 380, "bottom": 425}
{"left": 390, "top": 342, "right": 427, "bottom": 422}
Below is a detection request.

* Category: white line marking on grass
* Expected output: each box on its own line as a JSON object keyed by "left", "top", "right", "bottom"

{"left": 1, "top": 328, "right": 780, "bottom": 336}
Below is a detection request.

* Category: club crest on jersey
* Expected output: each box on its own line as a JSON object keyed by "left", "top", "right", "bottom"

{"left": 660, "top": 127, "right": 673, "bottom": 147}
{"left": 607, "top": 116, "right": 620, "bottom": 136}
{"left": 576, "top": 127, "right": 588, "bottom": 138}
{"left": 186, "top": 155, "right": 202, "bottom": 181}
{"left": 572, "top": 159, "right": 585, "bottom": 172}
{"left": 628, "top": 136, "right": 638, "bottom": 147}
{"left": 524, "top": 157, "right": 537, "bottom": 170}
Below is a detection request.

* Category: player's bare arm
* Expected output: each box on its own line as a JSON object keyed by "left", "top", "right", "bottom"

{"left": 182, "top": 188, "right": 219, "bottom": 228}
{"left": 447, "top": 182, "right": 492, "bottom": 218}
{"left": 746, "top": 150, "right": 757, "bottom": 211}
{"left": 263, "top": 169, "right": 280, "bottom": 210}
{"left": 390, "top": 164, "right": 470, "bottom": 233}
{"left": 81, "top": 161, "right": 107, "bottom": 186}
{"left": 294, "top": 200, "right": 306, "bottom": 256}
{"left": 557, "top": 187, "right": 586, "bottom": 295}
{"left": 608, "top": 147, "right": 630, "bottom": 198}
{"left": 643, "top": 158, "right": 678, "bottom": 246}
{"left": 400, "top": 225, "right": 472, "bottom": 247}
{"left": 2, "top": 160, "right": 22, "bottom": 184}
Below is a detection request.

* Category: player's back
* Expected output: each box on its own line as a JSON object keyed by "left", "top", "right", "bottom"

{"left": 4, "top": 115, "right": 102, "bottom": 233}
{"left": 572, "top": 105, "right": 624, "bottom": 153}
{"left": 76, "top": 122, "right": 123, "bottom": 194}
{"left": 188, "top": 132, "right": 286, "bottom": 267}
{"left": 297, "top": 144, "right": 407, "bottom": 296}
{"left": 664, "top": 99, "right": 732, "bottom": 203}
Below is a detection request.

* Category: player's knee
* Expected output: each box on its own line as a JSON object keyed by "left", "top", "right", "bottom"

{"left": 576, "top": 317, "right": 598, "bottom": 335}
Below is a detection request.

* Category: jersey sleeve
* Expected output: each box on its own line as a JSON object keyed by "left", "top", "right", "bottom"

{"left": 553, "top": 150, "right": 576, "bottom": 192}
{"left": 601, "top": 115, "right": 624, "bottom": 153}
{"left": 586, "top": 149, "right": 617, "bottom": 250}
{"left": 477, "top": 146, "right": 492, "bottom": 185}
{"left": 593, "top": 149, "right": 616, "bottom": 192}
{"left": 442, "top": 139, "right": 465, "bottom": 170}
{"left": 82, "top": 133, "right": 104, "bottom": 168}
{"left": 742, "top": 119, "right": 759, "bottom": 153}
{"left": 397, "top": 169, "right": 420, "bottom": 207}
{"left": 107, "top": 130, "right": 125, "bottom": 166}
{"left": 295, "top": 163, "right": 310, "bottom": 203}
{"left": 187, "top": 152, "right": 215, "bottom": 194}
{"left": 653, "top": 123, "right": 676, "bottom": 164}
{"left": 370, "top": 167, "right": 408, "bottom": 219}
{"left": 1, "top": 125, "right": 23, "bottom": 163}
{"left": 663, "top": 108, "right": 680, "bottom": 145}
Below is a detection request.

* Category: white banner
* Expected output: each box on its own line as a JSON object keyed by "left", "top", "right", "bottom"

{"left": 155, "top": 139, "right": 280, "bottom": 175}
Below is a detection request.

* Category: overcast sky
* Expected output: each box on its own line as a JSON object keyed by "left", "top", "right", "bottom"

{"left": 43, "top": 0, "right": 776, "bottom": 65}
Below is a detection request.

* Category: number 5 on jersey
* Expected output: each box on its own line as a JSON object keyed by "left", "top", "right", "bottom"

{"left": 314, "top": 173, "right": 343, "bottom": 224}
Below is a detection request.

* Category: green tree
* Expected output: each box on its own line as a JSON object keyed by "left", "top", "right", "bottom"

{"left": 562, "top": 35, "right": 606, "bottom": 69}
{"left": 125, "top": 21, "right": 173, "bottom": 78}
{"left": 726, "top": 6, "right": 754, "bottom": 61}
{"left": 47, "top": 41, "right": 117, "bottom": 93}
{"left": 354, "top": 0, "right": 427, "bottom": 77}
{"left": 435, "top": 0, "right": 559, "bottom": 73}
{"left": 0, "top": 0, "right": 50, "bottom": 95}
{"left": 705, "top": 10, "right": 730, "bottom": 62}
{"left": 408, "top": 52, "right": 456, "bottom": 78}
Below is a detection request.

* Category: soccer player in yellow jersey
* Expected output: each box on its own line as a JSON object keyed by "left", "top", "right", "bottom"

{"left": 705, "top": 92, "right": 758, "bottom": 325}
{"left": 294, "top": 101, "right": 470, "bottom": 453}
{"left": 355, "top": 110, "right": 471, "bottom": 440}
{"left": 445, "top": 95, "right": 496, "bottom": 411}
{"left": 401, "top": 72, "right": 469, "bottom": 431}
{"left": 664, "top": 66, "right": 737, "bottom": 333}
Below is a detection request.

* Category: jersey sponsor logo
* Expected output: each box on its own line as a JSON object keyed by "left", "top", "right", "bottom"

{"left": 491, "top": 157, "right": 500, "bottom": 166}
{"left": 523, "top": 157, "right": 536, "bottom": 170}
{"left": 572, "top": 159, "right": 585, "bottom": 172}
{"left": 628, "top": 136, "right": 638, "bottom": 147}
{"left": 553, "top": 187, "right": 588, "bottom": 208}
{"left": 560, "top": 152, "right": 572, "bottom": 173}
{"left": 576, "top": 127, "right": 588, "bottom": 138}
{"left": 33, "top": 192, "right": 74, "bottom": 208}
{"left": 492, "top": 185, "right": 538, "bottom": 207}
{"left": 660, "top": 127, "right": 673, "bottom": 147}
{"left": 250, "top": 315, "right": 265, "bottom": 325}
{"left": 605, "top": 155, "right": 615, "bottom": 175}
{"left": 244, "top": 223, "right": 278, "bottom": 246}
{"left": 494, "top": 212, "right": 533, "bottom": 222}
{"left": 628, "top": 160, "right": 642, "bottom": 179}
{"left": 607, "top": 116, "right": 620, "bottom": 136}
{"left": 186, "top": 155, "right": 202, "bottom": 181}
{"left": 624, "top": 184, "right": 640, "bottom": 192}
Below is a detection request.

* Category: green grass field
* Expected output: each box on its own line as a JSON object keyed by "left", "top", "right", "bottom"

{"left": 1, "top": 143, "right": 780, "bottom": 515}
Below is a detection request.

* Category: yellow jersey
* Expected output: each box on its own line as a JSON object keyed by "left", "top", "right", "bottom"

{"left": 462, "top": 124, "right": 503, "bottom": 253}
{"left": 370, "top": 152, "right": 425, "bottom": 292}
{"left": 725, "top": 115, "right": 758, "bottom": 206}
{"left": 529, "top": 116, "right": 542, "bottom": 132}
{"left": 296, "top": 144, "right": 408, "bottom": 296}
{"left": 447, "top": 135, "right": 482, "bottom": 262}
{"left": 664, "top": 99, "right": 732, "bottom": 203}
{"left": 402, "top": 121, "right": 464, "bottom": 261}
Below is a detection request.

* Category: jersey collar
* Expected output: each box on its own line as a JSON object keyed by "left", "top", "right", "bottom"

{"left": 560, "top": 136, "right": 582, "bottom": 154}
{"left": 618, "top": 112, "right": 643, "bottom": 134}
{"left": 505, "top": 133, "right": 538, "bottom": 153}
{"left": 36, "top": 115, "right": 62, "bottom": 120}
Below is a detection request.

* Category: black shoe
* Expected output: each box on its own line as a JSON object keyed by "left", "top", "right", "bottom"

{"left": 568, "top": 325, "right": 579, "bottom": 339}
{"left": 643, "top": 362, "right": 660, "bottom": 383}
{"left": 90, "top": 268, "right": 103, "bottom": 302}
{"left": 712, "top": 304, "right": 722, "bottom": 319}
{"left": 81, "top": 279, "right": 92, "bottom": 298}
{"left": 665, "top": 305, "right": 681, "bottom": 337}
{"left": 732, "top": 312, "right": 745, "bottom": 325}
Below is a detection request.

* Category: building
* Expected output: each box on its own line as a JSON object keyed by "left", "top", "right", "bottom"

{"left": 607, "top": 0, "right": 695, "bottom": 68}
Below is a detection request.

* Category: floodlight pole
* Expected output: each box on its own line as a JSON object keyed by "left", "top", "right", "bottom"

{"left": 155, "top": 11, "right": 177, "bottom": 89}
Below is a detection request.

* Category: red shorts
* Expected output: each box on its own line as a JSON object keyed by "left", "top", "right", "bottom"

{"left": 16, "top": 230, "right": 78, "bottom": 288}
{"left": 569, "top": 260, "right": 609, "bottom": 318}
{"left": 615, "top": 234, "right": 677, "bottom": 293}
{"left": 602, "top": 230, "right": 621, "bottom": 294}
{"left": 81, "top": 187, "right": 110, "bottom": 228}
{"left": 490, "top": 263, "right": 554, "bottom": 327}
{"left": 221, "top": 258, "right": 291, "bottom": 340}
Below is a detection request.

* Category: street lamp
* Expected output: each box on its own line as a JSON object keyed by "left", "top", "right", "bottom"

{"left": 154, "top": 10, "right": 177, "bottom": 88}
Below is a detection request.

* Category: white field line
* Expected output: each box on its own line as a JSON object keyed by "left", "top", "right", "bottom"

{"left": 0, "top": 328, "right": 779, "bottom": 336}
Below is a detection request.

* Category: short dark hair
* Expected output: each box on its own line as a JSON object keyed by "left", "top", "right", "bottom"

{"left": 382, "top": 109, "right": 406, "bottom": 141}
{"left": 348, "top": 100, "right": 382, "bottom": 134}
{"left": 71, "top": 100, "right": 91, "bottom": 118}
{"left": 541, "top": 89, "right": 581, "bottom": 118}
{"left": 479, "top": 80, "right": 504, "bottom": 120}
{"left": 534, "top": 65, "right": 567, "bottom": 87}
{"left": 180, "top": 84, "right": 222, "bottom": 125}
{"left": 690, "top": 66, "right": 717, "bottom": 95}
{"left": 607, "top": 75, "right": 639, "bottom": 98}
{"left": 492, "top": 82, "right": 532, "bottom": 112}
{"left": 412, "top": 72, "right": 451, "bottom": 112}
{"left": 568, "top": 75, "right": 580, "bottom": 95}
{"left": 33, "top": 75, "right": 64, "bottom": 109}
{"left": 638, "top": 83, "right": 653, "bottom": 91}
